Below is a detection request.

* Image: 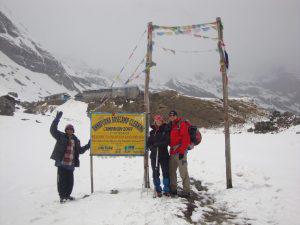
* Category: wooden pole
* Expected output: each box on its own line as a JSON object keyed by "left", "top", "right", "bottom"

{"left": 90, "top": 155, "right": 94, "bottom": 193}
{"left": 143, "top": 22, "right": 153, "bottom": 189}
{"left": 216, "top": 17, "right": 233, "bottom": 189}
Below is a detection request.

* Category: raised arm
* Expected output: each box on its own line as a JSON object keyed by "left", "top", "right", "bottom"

{"left": 50, "top": 111, "right": 63, "bottom": 140}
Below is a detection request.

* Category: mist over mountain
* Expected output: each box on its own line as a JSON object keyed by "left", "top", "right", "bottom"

{"left": 0, "top": 8, "right": 299, "bottom": 115}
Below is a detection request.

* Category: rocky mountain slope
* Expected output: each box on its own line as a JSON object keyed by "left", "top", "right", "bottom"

{"left": 85, "top": 90, "right": 267, "bottom": 128}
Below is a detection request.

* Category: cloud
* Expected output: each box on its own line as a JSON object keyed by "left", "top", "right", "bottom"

{"left": 1, "top": 0, "right": 300, "bottom": 80}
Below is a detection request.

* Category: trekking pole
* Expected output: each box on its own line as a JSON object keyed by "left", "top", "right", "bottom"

{"left": 155, "top": 147, "right": 159, "bottom": 172}
{"left": 153, "top": 146, "right": 159, "bottom": 198}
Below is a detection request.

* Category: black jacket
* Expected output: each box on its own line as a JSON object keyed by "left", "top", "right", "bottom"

{"left": 50, "top": 119, "right": 90, "bottom": 167}
{"left": 147, "top": 123, "right": 170, "bottom": 159}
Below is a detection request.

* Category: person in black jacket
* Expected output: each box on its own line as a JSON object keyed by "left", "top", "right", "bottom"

{"left": 50, "top": 111, "right": 90, "bottom": 203}
{"left": 147, "top": 115, "right": 170, "bottom": 197}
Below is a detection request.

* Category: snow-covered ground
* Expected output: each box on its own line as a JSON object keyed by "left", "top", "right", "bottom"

{"left": 0, "top": 100, "right": 299, "bottom": 225}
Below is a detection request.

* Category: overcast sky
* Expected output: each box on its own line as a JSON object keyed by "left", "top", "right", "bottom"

{"left": 1, "top": 0, "right": 300, "bottom": 81}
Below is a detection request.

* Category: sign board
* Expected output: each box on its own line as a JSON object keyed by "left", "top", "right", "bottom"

{"left": 90, "top": 113, "right": 146, "bottom": 156}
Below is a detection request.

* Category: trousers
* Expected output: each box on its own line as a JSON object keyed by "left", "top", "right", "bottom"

{"left": 169, "top": 153, "right": 190, "bottom": 194}
{"left": 57, "top": 166, "right": 74, "bottom": 198}
{"left": 150, "top": 156, "right": 170, "bottom": 193}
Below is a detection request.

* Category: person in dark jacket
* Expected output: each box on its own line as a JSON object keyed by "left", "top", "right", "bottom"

{"left": 50, "top": 111, "right": 90, "bottom": 203}
{"left": 147, "top": 115, "right": 170, "bottom": 197}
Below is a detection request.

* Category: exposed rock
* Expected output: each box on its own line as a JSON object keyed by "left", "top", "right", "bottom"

{"left": 0, "top": 95, "right": 18, "bottom": 116}
{"left": 8, "top": 92, "right": 18, "bottom": 98}
{"left": 250, "top": 110, "right": 300, "bottom": 133}
{"left": 22, "top": 101, "right": 58, "bottom": 114}
{"left": 247, "top": 127, "right": 254, "bottom": 132}
{"left": 254, "top": 121, "right": 278, "bottom": 133}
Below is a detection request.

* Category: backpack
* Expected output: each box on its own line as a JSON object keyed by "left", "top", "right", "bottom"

{"left": 178, "top": 119, "right": 202, "bottom": 150}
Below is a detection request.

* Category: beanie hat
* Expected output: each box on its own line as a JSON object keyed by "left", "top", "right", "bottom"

{"left": 153, "top": 114, "right": 163, "bottom": 122}
{"left": 65, "top": 124, "right": 74, "bottom": 132}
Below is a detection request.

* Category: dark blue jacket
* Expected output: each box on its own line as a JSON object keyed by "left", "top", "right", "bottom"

{"left": 147, "top": 123, "right": 170, "bottom": 159}
{"left": 50, "top": 119, "right": 90, "bottom": 167}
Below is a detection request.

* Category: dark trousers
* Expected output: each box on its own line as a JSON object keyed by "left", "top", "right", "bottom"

{"left": 150, "top": 156, "right": 170, "bottom": 193}
{"left": 57, "top": 167, "right": 74, "bottom": 199}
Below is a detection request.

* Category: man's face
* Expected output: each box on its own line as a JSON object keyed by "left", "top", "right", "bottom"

{"left": 66, "top": 128, "right": 74, "bottom": 136}
{"left": 169, "top": 115, "right": 177, "bottom": 122}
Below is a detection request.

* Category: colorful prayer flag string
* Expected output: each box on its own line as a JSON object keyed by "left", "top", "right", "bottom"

{"left": 153, "top": 30, "right": 217, "bottom": 40}
{"left": 152, "top": 21, "right": 217, "bottom": 31}
{"left": 113, "top": 29, "right": 147, "bottom": 84}
{"left": 124, "top": 56, "right": 146, "bottom": 85}
{"left": 156, "top": 45, "right": 218, "bottom": 54}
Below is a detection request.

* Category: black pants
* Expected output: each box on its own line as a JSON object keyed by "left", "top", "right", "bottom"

{"left": 150, "top": 156, "right": 169, "bottom": 178}
{"left": 150, "top": 156, "right": 170, "bottom": 192}
{"left": 57, "top": 167, "right": 74, "bottom": 199}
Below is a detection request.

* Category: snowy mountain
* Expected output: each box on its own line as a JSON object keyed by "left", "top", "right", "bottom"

{"left": 161, "top": 71, "right": 300, "bottom": 115}
{"left": 0, "top": 11, "right": 110, "bottom": 101}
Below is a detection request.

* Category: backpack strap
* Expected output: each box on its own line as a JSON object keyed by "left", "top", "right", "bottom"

{"left": 176, "top": 118, "right": 187, "bottom": 129}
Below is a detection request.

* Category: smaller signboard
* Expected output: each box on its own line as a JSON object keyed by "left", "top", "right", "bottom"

{"left": 90, "top": 113, "right": 146, "bottom": 156}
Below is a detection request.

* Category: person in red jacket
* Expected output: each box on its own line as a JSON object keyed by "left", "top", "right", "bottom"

{"left": 168, "top": 110, "right": 191, "bottom": 197}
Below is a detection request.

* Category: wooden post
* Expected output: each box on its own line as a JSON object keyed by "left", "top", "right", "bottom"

{"left": 143, "top": 22, "right": 153, "bottom": 189}
{"left": 90, "top": 155, "right": 94, "bottom": 193}
{"left": 216, "top": 17, "right": 233, "bottom": 189}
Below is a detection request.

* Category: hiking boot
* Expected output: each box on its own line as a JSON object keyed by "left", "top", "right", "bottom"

{"left": 163, "top": 192, "right": 171, "bottom": 197}
{"left": 170, "top": 191, "right": 178, "bottom": 198}
{"left": 60, "top": 198, "right": 66, "bottom": 204}
{"left": 66, "top": 196, "right": 75, "bottom": 201}
{"left": 156, "top": 192, "right": 162, "bottom": 198}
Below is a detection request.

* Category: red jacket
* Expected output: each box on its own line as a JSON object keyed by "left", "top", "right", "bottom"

{"left": 169, "top": 117, "right": 190, "bottom": 155}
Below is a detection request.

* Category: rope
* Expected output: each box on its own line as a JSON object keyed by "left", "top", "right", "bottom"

{"left": 94, "top": 30, "right": 147, "bottom": 110}
{"left": 124, "top": 56, "right": 146, "bottom": 85}
{"left": 153, "top": 22, "right": 217, "bottom": 31}
{"left": 112, "top": 29, "right": 147, "bottom": 85}
{"left": 155, "top": 44, "right": 218, "bottom": 54}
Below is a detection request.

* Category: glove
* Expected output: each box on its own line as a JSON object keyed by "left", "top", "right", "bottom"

{"left": 152, "top": 143, "right": 159, "bottom": 148}
{"left": 147, "top": 145, "right": 153, "bottom": 151}
{"left": 55, "top": 111, "right": 63, "bottom": 121}
{"left": 179, "top": 154, "right": 184, "bottom": 160}
{"left": 146, "top": 141, "right": 153, "bottom": 149}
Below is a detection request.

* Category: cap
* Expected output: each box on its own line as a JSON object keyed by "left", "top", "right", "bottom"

{"left": 168, "top": 110, "right": 178, "bottom": 116}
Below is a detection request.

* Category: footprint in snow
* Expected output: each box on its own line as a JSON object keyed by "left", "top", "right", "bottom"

{"left": 29, "top": 217, "right": 42, "bottom": 223}
{"left": 235, "top": 172, "right": 243, "bottom": 177}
